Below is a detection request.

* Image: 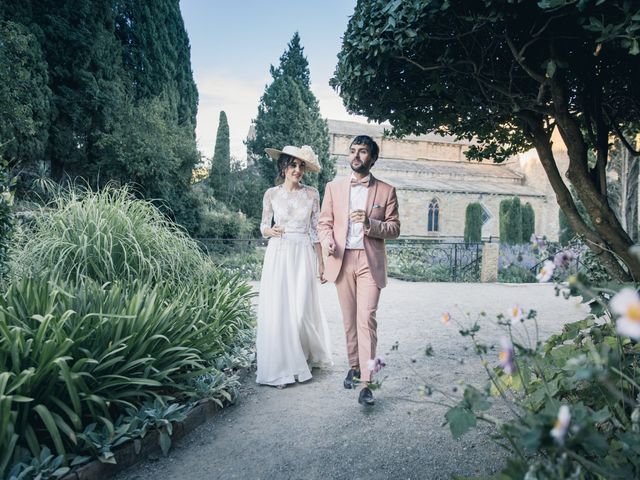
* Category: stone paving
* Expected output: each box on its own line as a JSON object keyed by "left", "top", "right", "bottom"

{"left": 116, "top": 280, "right": 589, "bottom": 480}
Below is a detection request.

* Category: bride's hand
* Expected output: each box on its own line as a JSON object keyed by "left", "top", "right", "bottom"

{"left": 268, "top": 225, "right": 284, "bottom": 237}
{"left": 318, "top": 263, "right": 327, "bottom": 284}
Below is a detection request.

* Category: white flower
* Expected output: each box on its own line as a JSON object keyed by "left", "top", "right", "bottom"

{"left": 508, "top": 304, "right": 524, "bottom": 323}
{"left": 610, "top": 288, "right": 640, "bottom": 340}
{"left": 536, "top": 260, "right": 555, "bottom": 282}
{"left": 440, "top": 311, "right": 451, "bottom": 325}
{"left": 550, "top": 405, "right": 571, "bottom": 444}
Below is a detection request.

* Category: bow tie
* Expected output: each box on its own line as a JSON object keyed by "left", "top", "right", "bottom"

{"left": 350, "top": 176, "right": 370, "bottom": 188}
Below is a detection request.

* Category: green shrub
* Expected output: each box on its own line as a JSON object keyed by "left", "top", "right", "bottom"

{"left": 9, "top": 185, "right": 210, "bottom": 286}
{"left": 464, "top": 203, "right": 482, "bottom": 244}
{"left": 0, "top": 273, "right": 254, "bottom": 477}
{"left": 521, "top": 202, "right": 535, "bottom": 243}
{"left": 191, "top": 184, "right": 255, "bottom": 239}
{"left": 499, "top": 198, "right": 512, "bottom": 243}
{"left": 212, "top": 249, "right": 265, "bottom": 280}
{"left": 0, "top": 160, "right": 16, "bottom": 279}
{"left": 432, "top": 271, "right": 640, "bottom": 478}
{"left": 1, "top": 185, "right": 256, "bottom": 476}
{"left": 497, "top": 263, "right": 536, "bottom": 283}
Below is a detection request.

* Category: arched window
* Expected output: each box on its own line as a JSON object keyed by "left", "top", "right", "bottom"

{"left": 428, "top": 199, "right": 439, "bottom": 232}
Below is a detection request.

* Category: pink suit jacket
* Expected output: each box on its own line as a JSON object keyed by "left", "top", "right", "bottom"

{"left": 318, "top": 175, "right": 400, "bottom": 289}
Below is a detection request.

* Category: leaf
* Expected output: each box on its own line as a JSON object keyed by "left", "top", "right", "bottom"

{"left": 159, "top": 429, "right": 172, "bottom": 456}
{"left": 445, "top": 406, "right": 476, "bottom": 439}
{"left": 34, "top": 404, "right": 66, "bottom": 455}
{"left": 463, "top": 386, "right": 491, "bottom": 411}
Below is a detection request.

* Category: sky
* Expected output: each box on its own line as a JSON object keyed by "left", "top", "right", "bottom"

{"left": 179, "top": 0, "right": 368, "bottom": 163}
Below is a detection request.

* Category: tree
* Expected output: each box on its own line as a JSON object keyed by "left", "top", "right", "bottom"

{"left": 464, "top": 203, "right": 482, "bottom": 244}
{"left": 0, "top": 20, "right": 50, "bottom": 172}
{"left": 559, "top": 209, "right": 574, "bottom": 246}
{"left": 247, "top": 33, "right": 335, "bottom": 198}
{"left": 521, "top": 203, "right": 535, "bottom": 244}
{"left": 499, "top": 199, "right": 512, "bottom": 244}
{"left": 332, "top": 1, "right": 640, "bottom": 280}
{"left": 209, "top": 111, "right": 231, "bottom": 202}
{"left": 506, "top": 197, "right": 523, "bottom": 245}
{"left": 607, "top": 137, "right": 639, "bottom": 242}
{"left": 113, "top": 0, "right": 198, "bottom": 128}
{"left": 2, "top": 0, "right": 200, "bottom": 231}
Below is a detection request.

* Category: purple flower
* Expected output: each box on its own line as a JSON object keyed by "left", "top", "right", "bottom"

{"left": 367, "top": 356, "right": 386, "bottom": 374}
{"left": 553, "top": 251, "right": 573, "bottom": 268}
{"left": 530, "top": 234, "right": 547, "bottom": 252}
{"left": 498, "top": 337, "right": 517, "bottom": 375}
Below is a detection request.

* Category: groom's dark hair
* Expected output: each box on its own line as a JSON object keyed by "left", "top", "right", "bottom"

{"left": 350, "top": 135, "right": 379, "bottom": 161}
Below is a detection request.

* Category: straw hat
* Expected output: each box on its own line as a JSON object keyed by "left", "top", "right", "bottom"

{"left": 264, "top": 145, "right": 321, "bottom": 173}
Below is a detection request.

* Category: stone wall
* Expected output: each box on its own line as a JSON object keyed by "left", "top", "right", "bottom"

{"left": 395, "top": 189, "right": 556, "bottom": 239}
{"left": 328, "top": 127, "right": 564, "bottom": 241}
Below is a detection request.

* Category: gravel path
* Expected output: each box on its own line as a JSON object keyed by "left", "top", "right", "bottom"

{"left": 116, "top": 280, "right": 589, "bottom": 480}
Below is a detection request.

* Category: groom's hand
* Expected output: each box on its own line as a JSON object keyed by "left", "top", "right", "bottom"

{"left": 325, "top": 240, "right": 336, "bottom": 256}
{"left": 349, "top": 209, "right": 369, "bottom": 228}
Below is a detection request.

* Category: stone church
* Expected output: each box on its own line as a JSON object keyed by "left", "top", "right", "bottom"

{"left": 327, "top": 119, "right": 568, "bottom": 241}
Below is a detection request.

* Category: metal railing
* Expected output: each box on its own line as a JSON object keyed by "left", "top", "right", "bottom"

{"left": 386, "top": 239, "right": 483, "bottom": 282}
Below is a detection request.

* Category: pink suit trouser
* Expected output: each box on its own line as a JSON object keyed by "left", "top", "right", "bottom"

{"left": 334, "top": 249, "right": 381, "bottom": 382}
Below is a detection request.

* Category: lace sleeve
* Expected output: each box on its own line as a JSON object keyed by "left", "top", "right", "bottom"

{"left": 309, "top": 187, "right": 320, "bottom": 244}
{"left": 259, "top": 188, "right": 273, "bottom": 238}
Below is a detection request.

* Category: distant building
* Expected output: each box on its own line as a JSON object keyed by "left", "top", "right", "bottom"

{"left": 327, "top": 119, "right": 568, "bottom": 241}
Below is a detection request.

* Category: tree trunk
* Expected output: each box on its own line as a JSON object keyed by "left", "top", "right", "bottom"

{"left": 521, "top": 113, "right": 633, "bottom": 281}
{"left": 621, "top": 146, "right": 639, "bottom": 243}
{"left": 547, "top": 79, "right": 640, "bottom": 281}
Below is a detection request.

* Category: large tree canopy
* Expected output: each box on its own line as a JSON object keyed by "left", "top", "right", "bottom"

{"left": 332, "top": 0, "right": 640, "bottom": 280}
{"left": 1, "top": 0, "right": 200, "bottom": 231}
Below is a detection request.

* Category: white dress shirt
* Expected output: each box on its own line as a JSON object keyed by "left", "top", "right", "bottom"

{"left": 345, "top": 174, "right": 370, "bottom": 249}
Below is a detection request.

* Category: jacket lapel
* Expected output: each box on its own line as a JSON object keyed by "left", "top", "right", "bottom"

{"left": 342, "top": 176, "right": 351, "bottom": 218}
{"left": 366, "top": 174, "right": 378, "bottom": 216}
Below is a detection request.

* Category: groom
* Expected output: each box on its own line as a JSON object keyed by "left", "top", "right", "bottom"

{"left": 318, "top": 135, "right": 400, "bottom": 406}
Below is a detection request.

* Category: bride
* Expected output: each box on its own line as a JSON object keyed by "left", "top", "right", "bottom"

{"left": 255, "top": 145, "right": 333, "bottom": 388}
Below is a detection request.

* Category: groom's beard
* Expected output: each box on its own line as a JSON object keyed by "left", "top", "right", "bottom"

{"left": 350, "top": 162, "right": 370, "bottom": 175}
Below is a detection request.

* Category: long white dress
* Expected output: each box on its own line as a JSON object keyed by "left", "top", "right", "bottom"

{"left": 256, "top": 184, "right": 333, "bottom": 386}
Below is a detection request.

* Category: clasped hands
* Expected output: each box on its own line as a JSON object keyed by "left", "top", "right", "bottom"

{"left": 265, "top": 225, "right": 284, "bottom": 237}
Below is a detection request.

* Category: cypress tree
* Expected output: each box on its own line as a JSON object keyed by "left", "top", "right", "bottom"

{"left": 2, "top": 0, "right": 200, "bottom": 230}
{"left": 464, "top": 203, "right": 483, "bottom": 244}
{"left": 210, "top": 111, "right": 231, "bottom": 201}
{"left": 521, "top": 202, "right": 535, "bottom": 243}
{"left": 506, "top": 196, "right": 523, "bottom": 244}
{"left": 247, "top": 33, "right": 335, "bottom": 198}
{"left": 0, "top": 20, "right": 51, "bottom": 172}
{"left": 114, "top": 0, "right": 198, "bottom": 128}
{"left": 499, "top": 198, "right": 512, "bottom": 243}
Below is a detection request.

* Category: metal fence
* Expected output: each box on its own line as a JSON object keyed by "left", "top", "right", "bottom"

{"left": 194, "top": 237, "right": 485, "bottom": 282}
{"left": 386, "top": 239, "right": 483, "bottom": 282}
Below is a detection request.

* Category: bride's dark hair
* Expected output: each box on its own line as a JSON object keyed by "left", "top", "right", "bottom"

{"left": 275, "top": 154, "right": 304, "bottom": 185}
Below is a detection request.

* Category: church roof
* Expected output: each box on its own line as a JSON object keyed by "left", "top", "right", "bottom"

{"left": 327, "top": 119, "right": 473, "bottom": 145}
{"left": 335, "top": 155, "right": 523, "bottom": 180}
{"left": 334, "top": 157, "right": 544, "bottom": 197}
{"left": 383, "top": 176, "right": 545, "bottom": 197}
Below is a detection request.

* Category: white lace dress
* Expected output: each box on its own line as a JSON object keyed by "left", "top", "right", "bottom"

{"left": 255, "top": 184, "right": 333, "bottom": 386}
